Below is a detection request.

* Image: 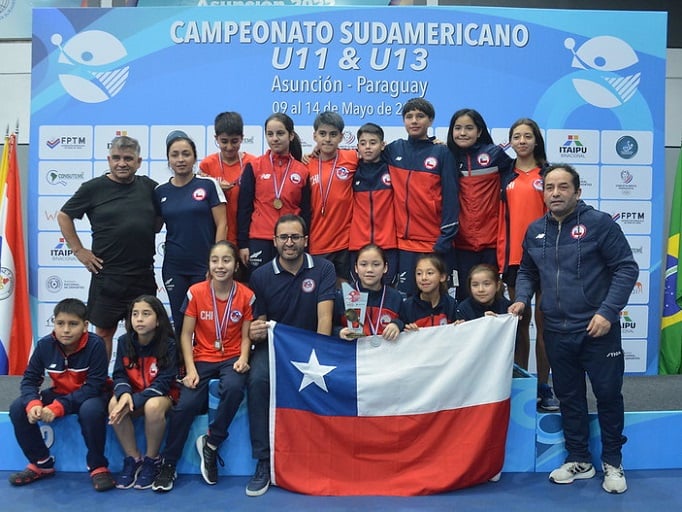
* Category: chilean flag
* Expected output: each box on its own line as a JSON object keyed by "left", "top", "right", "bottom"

{"left": 269, "top": 315, "right": 517, "bottom": 496}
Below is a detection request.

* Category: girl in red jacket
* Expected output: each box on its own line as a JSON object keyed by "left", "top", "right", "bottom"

{"left": 109, "top": 295, "right": 178, "bottom": 490}
{"left": 446, "top": 108, "right": 512, "bottom": 300}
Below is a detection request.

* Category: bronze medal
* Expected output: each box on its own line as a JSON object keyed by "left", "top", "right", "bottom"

{"left": 273, "top": 198, "right": 283, "bottom": 209}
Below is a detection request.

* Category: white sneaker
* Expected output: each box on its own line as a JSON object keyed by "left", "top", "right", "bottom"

{"left": 549, "top": 462, "right": 596, "bottom": 484}
{"left": 602, "top": 462, "right": 627, "bottom": 494}
{"left": 488, "top": 471, "right": 501, "bottom": 482}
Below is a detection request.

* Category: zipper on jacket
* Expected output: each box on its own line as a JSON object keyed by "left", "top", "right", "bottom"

{"left": 403, "top": 171, "right": 412, "bottom": 238}
{"left": 554, "top": 222, "right": 566, "bottom": 328}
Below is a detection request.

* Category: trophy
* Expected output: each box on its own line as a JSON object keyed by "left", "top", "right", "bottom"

{"left": 341, "top": 282, "right": 368, "bottom": 339}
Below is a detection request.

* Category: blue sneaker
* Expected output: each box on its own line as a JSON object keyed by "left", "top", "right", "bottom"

{"left": 134, "top": 456, "right": 161, "bottom": 490}
{"left": 116, "top": 457, "right": 142, "bottom": 489}
{"left": 538, "top": 385, "right": 560, "bottom": 412}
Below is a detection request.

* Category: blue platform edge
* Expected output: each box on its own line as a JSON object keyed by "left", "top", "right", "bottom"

{"left": 2, "top": 376, "right": 681, "bottom": 474}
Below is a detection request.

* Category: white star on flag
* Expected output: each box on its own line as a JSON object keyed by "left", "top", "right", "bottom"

{"left": 290, "top": 349, "right": 337, "bottom": 392}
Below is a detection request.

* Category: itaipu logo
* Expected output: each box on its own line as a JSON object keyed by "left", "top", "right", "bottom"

{"left": 51, "top": 30, "right": 129, "bottom": 104}
{"left": 564, "top": 35, "right": 640, "bottom": 108}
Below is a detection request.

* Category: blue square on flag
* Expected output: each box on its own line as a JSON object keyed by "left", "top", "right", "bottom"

{"left": 271, "top": 323, "right": 357, "bottom": 416}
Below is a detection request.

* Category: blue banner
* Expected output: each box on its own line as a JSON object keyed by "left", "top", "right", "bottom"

{"left": 29, "top": 5, "right": 666, "bottom": 373}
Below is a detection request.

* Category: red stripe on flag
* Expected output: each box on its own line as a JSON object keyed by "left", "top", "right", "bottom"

{"left": 273, "top": 399, "right": 510, "bottom": 496}
{"left": 1, "top": 134, "right": 33, "bottom": 375}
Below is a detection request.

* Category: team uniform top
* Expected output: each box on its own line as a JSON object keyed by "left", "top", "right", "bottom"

{"left": 334, "top": 284, "right": 406, "bottom": 337}
{"left": 402, "top": 293, "right": 458, "bottom": 327}
{"left": 349, "top": 160, "right": 397, "bottom": 251}
{"left": 183, "top": 280, "right": 255, "bottom": 362}
{"left": 18, "top": 331, "right": 109, "bottom": 418}
{"left": 454, "top": 142, "right": 512, "bottom": 252}
{"left": 515, "top": 200, "right": 639, "bottom": 333}
{"left": 112, "top": 333, "right": 179, "bottom": 408}
{"left": 250, "top": 254, "right": 336, "bottom": 331}
{"left": 307, "top": 149, "right": 358, "bottom": 254}
{"left": 237, "top": 150, "right": 310, "bottom": 246}
{"left": 200, "top": 151, "right": 257, "bottom": 246}
{"left": 456, "top": 295, "right": 512, "bottom": 321}
{"left": 497, "top": 166, "right": 546, "bottom": 274}
{"left": 154, "top": 175, "right": 225, "bottom": 274}
{"left": 60, "top": 174, "right": 159, "bottom": 276}
{"left": 383, "top": 137, "right": 459, "bottom": 253}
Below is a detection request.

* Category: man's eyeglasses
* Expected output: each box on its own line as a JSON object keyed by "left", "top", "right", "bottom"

{"left": 275, "top": 234, "right": 305, "bottom": 243}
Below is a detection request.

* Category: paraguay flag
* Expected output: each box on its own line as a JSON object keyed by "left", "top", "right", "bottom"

{"left": 0, "top": 132, "right": 33, "bottom": 375}
{"left": 269, "top": 315, "right": 517, "bottom": 496}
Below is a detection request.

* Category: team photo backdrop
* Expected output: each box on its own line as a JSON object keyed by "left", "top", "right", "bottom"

{"left": 29, "top": 5, "right": 666, "bottom": 373}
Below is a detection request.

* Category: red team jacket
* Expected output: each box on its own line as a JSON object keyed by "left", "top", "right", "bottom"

{"left": 308, "top": 149, "right": 358, "bottom": 254}
{"left": 200, "top": 151, "right": 257, "bottom": 246}
{"left": 237, "top": 150, "right": 310, "bottom": 245}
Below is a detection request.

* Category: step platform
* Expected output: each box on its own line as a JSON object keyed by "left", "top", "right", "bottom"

{"left": 1, "top": 375, "right": 680, "bottom": 475}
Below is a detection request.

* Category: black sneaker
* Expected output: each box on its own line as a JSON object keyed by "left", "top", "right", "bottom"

{"left": 196, "top": 434, "right": 223, "bottom": 485}
{"left": 538, "top": 385, "right": 560, "bottom": 412}
{"left": 151, "top": 461, "right": 176, "bottom": 492}
{"left": 245, "top": 459, "right": 270, "bottom": 497}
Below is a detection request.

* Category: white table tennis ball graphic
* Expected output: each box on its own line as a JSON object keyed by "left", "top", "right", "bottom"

{"left": 51, "top": 30, "right": 130, "bottom": 104}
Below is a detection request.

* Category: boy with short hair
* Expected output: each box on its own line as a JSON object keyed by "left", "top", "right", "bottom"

{"left": 200, "top": 111, "right": 256, "bottom": 247}
{"left": 8, "top": 298, "right": 115, "bottom": 491}
{"left": 307, "top": 111, "right": 358, "bottom": 283}
{"left": 349, "top": 122, "right": 398, "bottom": 285}
{"left": 383, "top": 98, "right": 459, "bottom": 295}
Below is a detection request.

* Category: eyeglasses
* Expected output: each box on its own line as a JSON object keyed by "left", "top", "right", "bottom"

{"left": 275, "top": 234, "right": 305, "bottom": 243}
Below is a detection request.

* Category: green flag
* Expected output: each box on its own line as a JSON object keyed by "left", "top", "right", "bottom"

{"left": 659, "top": 149, "right": 682, "bottom": 374}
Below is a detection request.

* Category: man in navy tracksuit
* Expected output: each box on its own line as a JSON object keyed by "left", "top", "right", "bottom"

{"left": 509, "top": 164, "right": 638, "bottom": 495}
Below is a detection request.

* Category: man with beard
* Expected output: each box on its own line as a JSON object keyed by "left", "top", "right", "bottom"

{"left": 245, "top": 214, "right": 336, "bottom": 497}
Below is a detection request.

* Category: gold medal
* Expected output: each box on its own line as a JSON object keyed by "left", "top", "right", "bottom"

{"left": 273, "top": 198, "right": 283, "bottom": 209}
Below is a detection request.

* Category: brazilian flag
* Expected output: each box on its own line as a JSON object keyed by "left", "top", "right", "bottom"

{"left": 660, "top": 150, "right": 682, "bottom": 374}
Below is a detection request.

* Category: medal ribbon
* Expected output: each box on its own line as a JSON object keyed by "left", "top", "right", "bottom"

{"left": 317, "top": 153, "right": 338, "bottom": 216}
{"left": 217, "top": 153, "right": 243, "bottom": 202}
{"left": 211, "top": 281, "right": 236, "bottom": 352}
{"left": 270, "top": 152, "right": 293, "bottom": 205}
{"left": 361, "top": 284, "right": 386, "bottom": 336}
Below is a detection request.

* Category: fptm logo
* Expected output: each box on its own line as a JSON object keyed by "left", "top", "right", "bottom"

{"left": 51, "top": 30, "right": 129, "bottom": 104}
